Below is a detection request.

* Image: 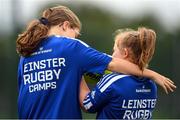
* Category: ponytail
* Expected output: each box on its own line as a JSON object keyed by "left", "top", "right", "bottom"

{"left": 114, "top": 27, "right": 156, "bottom": 70}
{"left": 16, "top": 5, "right": 81, "bottom": 57}
{"left": 16, "top": 19, "right": 49, "bottom": 57}
{"left": 138, "top": 27, "right": 156, "bottom": 70}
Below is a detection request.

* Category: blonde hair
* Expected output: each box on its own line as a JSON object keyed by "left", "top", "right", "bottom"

{"left": 16, "top": 5, "right": 81, "bottom": 57}
{"left": 114, "top": 27, "right": 156, "bottom": 70}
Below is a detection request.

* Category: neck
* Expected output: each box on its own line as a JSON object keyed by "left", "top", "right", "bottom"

{"left": 126, "top": 57, "right": 135, "bottom": 65}
{"left": 47, "top": 26, "right": 65, "bottom": 36}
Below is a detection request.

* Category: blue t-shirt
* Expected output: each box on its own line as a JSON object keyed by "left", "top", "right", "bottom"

{"left": 17, "top": 35, "right": 112, "bottom": 119}
{"left": 83, "top": 73, "right": 157, "bottom": 119}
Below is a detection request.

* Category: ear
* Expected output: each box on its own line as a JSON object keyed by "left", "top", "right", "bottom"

{"left": 61, "top": 21, "right": 70, "bottom": 31}
{"left": 123, "top": 48, "right": 129, "bottom": 58}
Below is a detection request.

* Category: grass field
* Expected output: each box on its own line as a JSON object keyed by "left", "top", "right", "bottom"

{"left": 82, "top": 110, "right": 96, "bottom": 119}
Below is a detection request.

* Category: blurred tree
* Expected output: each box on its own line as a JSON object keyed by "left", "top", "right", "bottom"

{"left": 0, "top": 2, "right": 179, "bottom": 119}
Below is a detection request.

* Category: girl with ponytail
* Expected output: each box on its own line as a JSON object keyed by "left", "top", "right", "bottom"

{"left": 80, "top": 27, "right": 176, "bottom": 119}
{"left": 114, "top": 27, "right": 156, "bottom": 71}
{"left": 16, "top": 6, "right": 81, "bottom": 57}
{"left": 17, "top": 5, "right": 175, "bottom": 119}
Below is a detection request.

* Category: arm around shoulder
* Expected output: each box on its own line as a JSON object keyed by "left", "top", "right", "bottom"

{"left": 107, "top": 57, "right": 142, "bottom": 76}
{"left": 107, "top": 57, "right": 176, "bottom": 94}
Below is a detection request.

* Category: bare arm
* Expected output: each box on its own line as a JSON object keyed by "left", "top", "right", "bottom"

{"left": 108, "top": 57, "right": 176, "bottom": 94}
{"left": 79, "top": 77, "right": 90, "bottom": 109}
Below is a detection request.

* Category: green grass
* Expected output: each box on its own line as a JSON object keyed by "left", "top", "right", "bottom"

{"left": 82, "top": 110, "right": 96, "bottom": 119}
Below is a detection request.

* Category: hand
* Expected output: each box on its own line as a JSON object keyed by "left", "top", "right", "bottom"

{"left": 153, "top": 74, "right": 176, "bottom": 94}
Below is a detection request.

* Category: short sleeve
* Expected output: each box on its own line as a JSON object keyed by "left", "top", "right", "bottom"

{"left": 75, "top": 40, "right": 112, "bottom": 74}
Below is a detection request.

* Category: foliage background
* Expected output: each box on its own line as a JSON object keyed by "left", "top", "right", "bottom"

{"left": 0, "top": 0, "right": 179, "bottom": 118}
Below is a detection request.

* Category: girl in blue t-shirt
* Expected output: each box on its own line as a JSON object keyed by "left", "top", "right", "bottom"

{"left": 80, "top": 27, "right": 176, "bottom": 119}
{"left": 16, "top": 5, "right": 175, "bottom": 119}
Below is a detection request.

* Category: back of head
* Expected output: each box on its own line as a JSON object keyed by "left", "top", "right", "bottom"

{"left": 115, "top": 27, "right": 156, "bottom": 70}
{"left": 16, "top": 5, "right": 81, "bottom": 57}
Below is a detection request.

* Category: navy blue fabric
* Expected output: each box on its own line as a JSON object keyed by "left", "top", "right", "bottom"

{"left": 83, "top": 73, "right": 157, "bottom": 119}
{"left": 17, "top": 36, "right": 112, "bottom": 119}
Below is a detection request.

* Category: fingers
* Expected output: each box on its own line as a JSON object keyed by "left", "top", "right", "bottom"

{"left": 164, "top": 81, "right": 174, "bottom": 93}
{"left": 167, "top": 78, "right": 174, "bottom": 84}
{"left": 165, "top": 78, "right": 177, "bottom": 89}
{"left": 168, "top": 81, "right": 177, "bottom": 89}
{"left": 166, "top": 77, "right": 174, "bottom": 84}
{"left": 162, "top": 84, "right": 168, "bottom": 94}
{"left": 163, "top": 78, "right": 177, "bottom": 94}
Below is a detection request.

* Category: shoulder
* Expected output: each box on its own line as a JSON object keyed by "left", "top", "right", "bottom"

{"left": 51, "top": 35, "right": 89, "bottom": 47}
{"left": 97, "top": 73, "right": 130, "bottom": 92}
{"left": 146, "top": 78, "right": 157, "bottom": 88}
{"left": 133, "top": 77, "right": 157, "bottom": 91}
{"left": 136, "top": 77, "right": 157, "bottom": 86}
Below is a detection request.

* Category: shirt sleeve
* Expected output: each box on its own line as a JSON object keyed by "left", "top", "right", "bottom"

{"left": 75, "top": 40, "right": 112, "bottom": 74}
{"left": 83, "top": 83, "right": 112, "bottom": 113}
